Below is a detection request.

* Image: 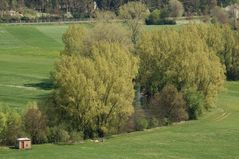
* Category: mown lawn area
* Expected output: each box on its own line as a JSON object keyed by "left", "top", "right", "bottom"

{"left": 0, "top": 24, "right": 69, "bottom": 109}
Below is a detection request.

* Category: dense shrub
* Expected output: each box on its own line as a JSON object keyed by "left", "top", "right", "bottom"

{"left": 23, "top": 103, "right": 48, "bottom": 144}
{"left": 184, "top": 89, "right": 204, "bottom": 120}
{"left": 69, "top": 131, "right": 84, "bottom": 143}
{"left": 20, "top": 16, "right": 30, "bottom": 22}
{"left": 160, "top": 6, "right": 171, "bottom": 19}
{"left": 145, "top": 9, "right": 161, "bottom": 25}
{"left": 158, "top": 19, "right": 176, "bottom": 25}
{"left": 149, "top": 85, "right": 188, "bottom": 123}
{"left": 148, "top": 117, "right": 159, "bottom": 128}
{"left": 146, "top": 9, "right": 176, "bottom": 25}
{"left": 0, "top": 109, "right": 24, "bottom": 146}
{"left": 48, "top": 126, "right": 70, "bottom": 143}
{"left": 146, "top": 18, "right": 176, "bottom": 25}
{"left": 135, "top": 118, "right": 148, "bottom": 131}
{"left": 168, "top": 0, "right": 184, "bottom": 17}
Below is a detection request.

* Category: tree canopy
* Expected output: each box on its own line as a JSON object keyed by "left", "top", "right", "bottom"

{"left": 137, "top": 25, "right": 225, "bottom": 108}
{"left": 50, "top": 24, "right": 138, "bottom": 137}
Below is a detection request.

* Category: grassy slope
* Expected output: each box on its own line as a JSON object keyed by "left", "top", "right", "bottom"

{"left": 0, "top": 25, "right": 68, "bottom": 109}
{"left": 0, "top": 24, "right": 238, "bottom": 159}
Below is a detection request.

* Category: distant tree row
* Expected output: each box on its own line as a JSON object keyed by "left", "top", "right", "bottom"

{"left": 0, "top": 0, "right": 239, "bottom": 18}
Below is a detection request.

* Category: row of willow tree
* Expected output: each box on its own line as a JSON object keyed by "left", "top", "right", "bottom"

{"left": 0, "top": 0, "right": 238, "bottom": 18}
{"left": 42, "top": 20, "right": 239, "bottom": 140}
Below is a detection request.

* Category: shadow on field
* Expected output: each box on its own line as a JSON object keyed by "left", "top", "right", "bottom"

{"left": 24, "top": 79, "right": 55, "bottom": 90}
{"left": 9, "top": 146, "right": 17, "bottom": 149}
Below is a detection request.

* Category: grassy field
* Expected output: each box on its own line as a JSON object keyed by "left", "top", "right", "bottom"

{"left": 0, "top": 25, "right": 69, "bottom": 109}
{"left": 0, "top": 24, "right": 239, "bottom": 159}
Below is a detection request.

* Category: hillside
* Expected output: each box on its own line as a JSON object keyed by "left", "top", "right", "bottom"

{"left": 0, "top": 81, "right": 238, "bottom": 159}
{"left": 0, "top": 25, "right": 67, "bottom": 109}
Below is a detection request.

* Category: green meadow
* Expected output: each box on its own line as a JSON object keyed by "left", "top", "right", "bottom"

{"left": 0, "top": 24, "right": 239, "bottom": 159}
{"left": 0, "top": 25, "right": 68, "bottom": 109}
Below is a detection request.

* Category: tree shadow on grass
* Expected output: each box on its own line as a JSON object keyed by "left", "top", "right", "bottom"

{"left": 9, "top": 146, "right": 17, "bottom": 149}
{"left": 24, "top": 79, "right": 55, "bottom": 91}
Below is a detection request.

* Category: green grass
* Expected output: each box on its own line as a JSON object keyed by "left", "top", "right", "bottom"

{"left": 0, "top": 24, "right": 239, "bottom": 159}
{"left": 0, "top": 25, "right": 69, "bottom": 109}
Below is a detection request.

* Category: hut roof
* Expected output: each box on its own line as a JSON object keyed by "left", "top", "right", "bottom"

{"left": 17, "top": 138, "right": 31, "bottom": 141}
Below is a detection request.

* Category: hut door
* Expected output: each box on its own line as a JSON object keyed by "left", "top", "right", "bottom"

{"left": 21, "top": 141, "right": 24, "bottom": 149}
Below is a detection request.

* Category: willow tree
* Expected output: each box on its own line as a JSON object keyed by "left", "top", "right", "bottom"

{"left": 192, "top": 24, "right": 239, "bottom": 80}
{"left": 119, "top": 1, "right": 149, "bottom": 43}
{"left": 50, "top": 24, "right": 138, "bottom": 137}
{"left": 137, "top": 25, "right": 225, "bottom": 108}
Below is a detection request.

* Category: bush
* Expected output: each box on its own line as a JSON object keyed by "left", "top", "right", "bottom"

{"left": 20, "top": 16, "right": 30, "bottom": 22}
{"left": 184, "top": 89, "right": 204, "bottom": 120}
{"left": 168, "top": 0, "right": 184, "bottom": 17}
{"left": 211, "top": 6, "right": 229, "bottom": 24}
{"left": 148, "top": 117, "right": 159, "bottom": 128}
{"left": 146, "top": 16, "right": 176, "bottom": 25}
{"left": 3, "top": 111, "right": 24, "bottom": 145}
{"left": 24, "top": 103, "right": 48, "bottom": 144}
{"left": 149, "top": 85, "right": 188, "bottom": 124}
{"left": 93, "top": 10, "right": 116, "bottom": 22}
{"left": 158, "top": 19, "right": 176, "bottom": 25}
{"left": 48, "top": 126, "right": 70, "bottom": 143}
{"left": 135, "top": 118, "right": 148, "bottom": 131}
{"left": 69, "top": 131, "right": 84, "bottom": 143}
{"left": 145, "top": 9, "right": 161, "bottom": 25}
{"left": 160, "top": 6, "right": 170, "bottom": 19}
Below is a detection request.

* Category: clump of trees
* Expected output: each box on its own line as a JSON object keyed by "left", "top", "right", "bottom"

{"left": 47, "top": 23, "right": 138, "bottom": 138}
{"left": 23, "top": 102, "right": 48, "bottom": 144}
{"left": 136, "top": 24, "right": 228, "bottom": 125}
{"left": 192, "top": 24, "right": 239, "bottom": 80}
{"left": 211, "top": 4, "right": 239, "bottom": 29}
{"left": 137, "top": 25, "right": 225, "bottom": 108}
{"left": 145, "top": 8, "right": 177, "bottom": 25}
{"left": 0, "top": 102, "right": 85, "bottom": 146}
{"left": 0, "top": 106, "right": 23, "bottom": 146}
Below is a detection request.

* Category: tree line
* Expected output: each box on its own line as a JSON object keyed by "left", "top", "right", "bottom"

{"left": 0, "top": 0, "right": 238, "bottom": 18}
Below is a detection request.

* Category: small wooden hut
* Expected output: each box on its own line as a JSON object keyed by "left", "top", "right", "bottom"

{"left": 16, "top": 138, "right": 31, "bottom": 150}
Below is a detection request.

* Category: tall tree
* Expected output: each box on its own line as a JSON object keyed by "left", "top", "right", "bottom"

{"left": 119, "top": 1, "right": 149, "bottom": 43}
{"left": 49, "top": 24, "right": 138, "bottom": 137}
{"left": 169, "top": 0, "right": 184, "bottom": 17}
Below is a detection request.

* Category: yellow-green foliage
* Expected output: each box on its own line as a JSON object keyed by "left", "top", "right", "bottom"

{"left": 119, "top": 1, "right": 149, "bottom": 43}
{"left": 62, "top": 25, "right": 88, "bottom": 55}
{"left": 188, "top": 24, "right": 239, "bottom": 80}
{"left": 52, "top": 24, "right": 138, "bottom": 135}
{"left": 62, "top": 23, "right": 132, "bottom": 56}
{"left": 137, "top": 25, "right": 225, "bottom": 108}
